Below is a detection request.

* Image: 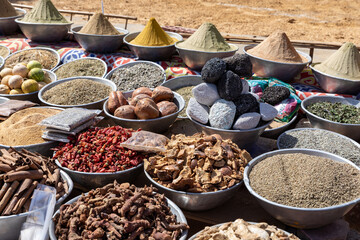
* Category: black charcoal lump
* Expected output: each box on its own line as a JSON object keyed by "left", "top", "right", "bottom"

{"left": 224, "top": 53, "right": 253, "bottom": 78}
{"left": 217, "top": 70, "right": 243, "bottom": 101}
{"left": 201, "top": 58, "right": 227, "bottom": 84}
{"left": 234, "top": 94, "right": 259, "bottom": 116}
{"left": 262, "top": 86, "right": 291, "bottom": 105}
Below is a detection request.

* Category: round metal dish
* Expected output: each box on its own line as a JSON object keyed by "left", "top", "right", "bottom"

{"left": 105, "top": 60, "right": 166, "bottom": 87}
{"left": 309, "top": 64, "right": 360, "bottom": 95}
{"left": 49, "top": 193, "right": 188, "bottom": 240}
{"left": 124, "top": 31, "right": 183, "bottom": 61}
{"left": 0, "top": 106, "right": 63, "bottom": 156}
{"left": 4, "top": 47, "right": 61, "bottom": 71}
{"left": 301, "top": 95, "right": 360, "bottom": 141}
{"left": 38, "top": 76, "right": 116, "bottom": 110}
{"left": 15, "top": 19, "right": 72, "bottom": 43}
{"left": 261, "top": 113, "right": 298, "bottom": 139}
{"left": 175, "top": 42, "right": 238, "bottom": 70}
{"left": 0, "top": 56, "right": 3, "bottom": 70}
{"left": 188, "top": 221, "right": 294, "bottom": 240}
{"left": 0, "top": 45, "right": 11, "bottom": 58}
{"left": 52, "top": 57, "right": 107, "bottom": 79}
{"left": 144, "top": 170, "right": 242, "bottom": 211}
{"left": 0, "top": 8, "right": 26, "bottom": 36}
{"left": 161, "top": 75, "right": 204, "bottom": 119}
{"left": 244, "top": 44, "right": 312, "bottom": 82}
{"left": 72, "top": 26, "right": 129, "bottom": 53}
{"left": 0, "top": 96, "right": 9, "bottom": 104}
{"left": 244, "top": 148, "right": 360, "bottom": 229}
{"left": 0, "top": 69, "right": 57, "bottom": 103}
{"left": 103, "top": 91, "right": 185, "bottom": 133}
{"left": 0, "top": 170, "right": 73, "bottom": 240}
{"left": 187, "top": 114, "right": 272, "bottom": 149}
{"left": 56, "top": 160, "right": 144, "bottom": 189}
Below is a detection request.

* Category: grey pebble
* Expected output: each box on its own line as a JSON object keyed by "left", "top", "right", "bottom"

{"left": 192, "top": 83, "right": 220, "bottom": 106}
{"left": 186, "top": 97, "right": 209, "bottom": 124}
{"left": 233, "top": 112, "right": 261, "bottom": 130}
{"left": 241, "top": 79, "right": 250, "bottom": 94}
{"left": 209, "top": 99, "right": 236, "bottom": 130}
{"left": 260, "top": 102, "right": 278, "bottom": 121}
{"left": 250, "top": 92, "right": 260, "bottom": 101}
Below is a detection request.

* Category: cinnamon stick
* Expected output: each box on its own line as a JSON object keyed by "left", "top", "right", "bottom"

{"left": 4, "top": 170, "right": 43, "bottom": 182}
{"left": 53, "top": 169, "right": 60, "bottom": 186}
{"left": 2, "top": 179, "right": 33, "bottom": 216}
{"left": 0, "top": 182, "right": 11, "bottom": 199}
{"left": 12, "top": 180, "right": 38, "bottom": 214}
{"left": 0, "top": 164, "right": 13, "bottom": 172}
{"left": 0, "top": 181, "right": 19, "bottom": 214}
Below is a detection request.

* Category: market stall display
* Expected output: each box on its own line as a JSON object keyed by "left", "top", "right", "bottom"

{"left": 15, "top": 0, "right": 72, "bottom": 42}
{"left": 53, "top": 57, "right": 107, "bottom": 79}
{"left": 301, "top": 95, "right": 360, "bottom": 141}
{"left": 0, "top": 0, "right": 26, "bottom": 35}
{"left": 175, "top": 22, "right": 238, "bottom": 70}
{"left": 72, "top": 13, "right": 128, "bottom": 53}
{"left": 0, "top": 45, "right": 10, "bottom": 58}
{"left": 124, "top": 18, "right": 183, "bottom": 60}
{"left": 51, "top": 182, "right": 189, "bottom": 240}
{"left": 244, "top": 149, "right": 360, "bottom": 228}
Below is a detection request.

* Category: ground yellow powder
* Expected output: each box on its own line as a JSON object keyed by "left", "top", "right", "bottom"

{"left": 21, "top": 0, "right": 69, "bottom": 23}
{"left": 0, "top": 0, "right": 17, "bottom": 18}
{"left": 314, "top": 42, "right": 360, "bottom": 80}
{"left": 0, "top": 108, "right": 60, "bottom": 146}
{"left": 248, "top": 31, "right": 306, "bottom": 63}
{"left": 79, "top": 13, "right": 120, "bottom": 35}
{"left": 177, "top": 22, "right": 234, "bottom": 52}
{"left": 130, "top": 18, "right": 177, "bottom": 46}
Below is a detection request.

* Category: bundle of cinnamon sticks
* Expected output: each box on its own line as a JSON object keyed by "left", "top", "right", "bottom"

{"left": 0, "top": 148, "right": 68, "bottom": 216}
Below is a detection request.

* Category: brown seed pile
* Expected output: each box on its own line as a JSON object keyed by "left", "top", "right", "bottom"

{"left": 54, "top": 58, "right": 106, "bottom": 79}
{"left": 250, "top": 153, "right": 360, "bottom": 208}
{"left": 0, "top": 46, "right": 9, "bottom": 58}
{"left": 5, "top": 49, "right": 58, "bottom": 70}
{"left": 42, "top": 79, "right": 112, "bottom": 106}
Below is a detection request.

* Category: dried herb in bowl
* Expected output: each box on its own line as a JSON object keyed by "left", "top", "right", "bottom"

{"left": 5, "top": 49, "right": 58, "bottom": 70}
{"left": 54, "top": 58, "right": 106, "bottom": 79}
{"left": 307, "top": 101, "right": 360, "bottom": 124}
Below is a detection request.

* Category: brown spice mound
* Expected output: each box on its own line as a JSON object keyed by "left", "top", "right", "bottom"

{"left": 0, "top": 46, "right": 10, "bottom": 58}
{"left": 248, "top": 31, "right": 306, "bottom": 63}
{"left": 5, "top": 49, "right": 58, "bottom": 70}
{"left": 0, "top": 0, "right": 17, "bottom": 17}
{"left": 0, "top": 108, "right": 61, "bottom": 146}
{"left": 79, "top": 12, "right": 120, "bottom": 35}
{"left": 250, "top": 153, "right": 360, "bottom": 208}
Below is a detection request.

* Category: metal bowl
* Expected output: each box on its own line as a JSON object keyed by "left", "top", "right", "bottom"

{"left": 309, "top": 64, "right": 360, "bottom": 95}
{"left": 301, "top": 95, "right": 360, "bottom": 141}
{"left": 144, "top": 170, "right": 242, "bottom": 211}
{"left": 175, "top": 42, "right": 238, "bottom": 70}
{"left": 161, "top": 75, "right": 204, "bottom": 119}
{"left": 105, "top": 60, "right": 167, "bottom": 88}
{"left": 15, "top": 19, "right": 72, "bottom": 43}
{"left": 0, "top": 8, "right": 26, "bottom": 35}
{"left": 124, "top": 31, "right": 183, "bottom": 61}
{"left": 38, "top": 76, "right": 116, "bottom": 109}
{"left": 4, "top": 47, "right": 61, "bottom": 71}
{"left": 244, "top": 148, "right": 360, "bottom": 229}
{"left": 49, "top": 193, "right": 188, "bottom": 240}
{"left": 261, "top": 113, "right": 298, "bottom": 139}
{"left": 0, "top": 45, "right": 11, "bottom": 58}
{"left": 187, "top": 114, "right": 272, "bottom": 149}
{"left": 0, "top": 69, "right": 57, "bottom": 103}
{"left": 52, "top": 57, "right": 107, "bottom": 79}
{"left": 72, "top": 26, "right": 128, "bottom": 53}
{"left": 0, "top": 56, "right": 3, "bottom": 69}
{"left": 0, "top": 170, "right": 73, "bottom": 240}
{"left": 0, "top": 96, "right": 9, "bottom": 104}
{"left": 56, "top": 160, "right": 144, "bottom": 189}
{"left": 188, "top": 221, "right": 294, "bottom": 240}
{"left": 0, "top": 106, "right": 63, "bottom": 156}
{"left": 244, "top": 44, "right": 312, "bottom": 82}
{"left": 103, "top": 91, "right": 185, "bottom": 133}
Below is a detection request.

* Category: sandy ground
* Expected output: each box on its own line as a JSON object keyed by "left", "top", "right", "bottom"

{"left": 11, "top": 0, "right": 360, "bottom": 45}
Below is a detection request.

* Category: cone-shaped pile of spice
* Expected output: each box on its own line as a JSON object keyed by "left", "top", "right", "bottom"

{"left": 0, "top": 0, "right": 17, "bottom": 17}
{"left": 130, "top": 18, "right": 177, "bottom": 46}
{"left": 79, "top": 12, "right": 120, "bottom": 35}
{"left": 314, "top": 42, "right": 360, "bottom": 80}
{"left": 21, "top": 0, "right": 69, "bottom": 23}
{"left": 177, "top": 22, "right": 234, "bottom": 52}
{"left": 248, "top": 31, "right": 305, "bottom": 63}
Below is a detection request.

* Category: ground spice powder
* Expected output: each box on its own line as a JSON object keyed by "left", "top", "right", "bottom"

{"left": 249, "top": 153, "right": 360, "bottom": 208}
{"left": 131, "top": 18, "right": 177, "bottom": 46}
{"left": 177, "top": 22, "right": 233, "bottom": 52}
{"left": 21, "top": 0, "right": 69, "bottom": 23}
{"left": 79, "top": 13, "right": 120, "bottom": 35}
{"left": 54, "top": 58, "right": 106, "bottom": 79}
{"left": 0, "top": 108, "right": 60, "bottom": 146}
{"left": 248, "top": 31, "right": 305, "bottom": 63}
{"left": 0, "top": 0, "right": 17, "bottom": 18}
{"left": 314, "top": 42, "right": 360, "bottom": 80}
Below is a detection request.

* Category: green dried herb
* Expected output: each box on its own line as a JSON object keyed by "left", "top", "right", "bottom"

{"left": 307, "top": 101, "right": 360, "bottom": 124}
{"left": 55, "top": 58, "right": 106, "bottom": 79}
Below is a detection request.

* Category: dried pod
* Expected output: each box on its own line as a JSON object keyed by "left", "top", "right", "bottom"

{"left": 135, "top": 98, "right": 159, "bottom": 119}
{"left": 114, "top": 105, "right": 136, "bottom": 119}
{"left": 132, "top": 87, "right": 152, "bottom": 98}
{"left": 108, "top": 91, "right": 128, "bottom": 114}
{"left": 157, "top": 101, "right": 178, "bottom": 117}
{"left": 152, "top": 86, "right": 174, "bottom": 103}
{"left": 130, "top": 93, "right": 152, "bottom": 106}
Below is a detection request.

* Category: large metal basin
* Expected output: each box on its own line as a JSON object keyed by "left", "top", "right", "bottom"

{"left": 0, "top": 8, "right": 26, "bottom": 35}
